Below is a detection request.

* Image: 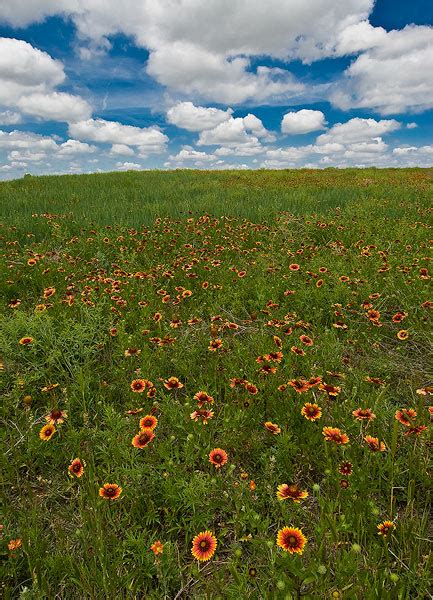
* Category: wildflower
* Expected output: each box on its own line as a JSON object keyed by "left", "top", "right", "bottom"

{"left": 289, "top": 264, "right": 300, "bottom": 271}
{"left": 191, "top": 531, "right": 217, "bottom": 561}
{"left": 301, "top": 403, "right": 322, "bottom": 421}
{"left": 131, "top": 379, "right": 147, "bottom": 393}
{"left": 377, "top": 521, "right": 395, "bottom": 537}
{"left": 322, "top": 427, "right": 349, "bottom": 445}
{"left": 338, "top": 462, "right": 353, "bottom": 476}
{"left": 193, "top": 391, "right": 214, "bottom": 407}
{"left": 19, "top": 337, "right": 33, "bottom": 346}
{"left": 124, "top": 347, "right": 141, "bottom": 357}
{"left": 277, "top": 484, "right": 308, "bottom": 502}
{"left": 163, "top": 376, "right": 184, "bottom": 390}
{"left": 150, "top": 540, "right": 164, "bottom": 556}
{"left": 288, "top": 378, "right": 310, "bottom": 393}
{"left": 43, "top": 287, "right": 56, "bottom": 298}
{"left": 299, "top": 335, "right": 313, "bottom": 346}
{"left": 249, "top": 480, "right": 256, "bottom": 491}
{"left": 39, "top": 424, "right": 56, "bottom": 441}
{"left": 364, "top": 435, "right": 386, "bottom": 452}
{"left": 45, "top": 408, "right": 67, "bottom": 424}
{"left": 8, "top": 299, "right": 21, "bottom": 308}
{"left": 132, "top": 428, "right": 155, "bottom": 448}
{"left": 68, "top": 458, "right": 84, "bottom": 478}
{"left": 139, "top": 415, "right": 158, "bottom": 430}
{"left": 340, "top": 479, "right": 350, "bottom": 489}
{"left": 99, "top": 483, "right": 122, "bottom": 500}
{"left": 208, "top": 339, "right": 223, "bottom": 351}
{"left": 248, "top": 567, "right": 258, "bottom": 577}
{"left": 291, "top": 346, "right": 305, "bottom": 356}
{"left": 319, "top": 383, "right": 341, "bottom": 397}
{"left": 276, "top": 527, "right": 307, "bottom": 554}
{"left": 8, "top": 538, "right": 22, "bottom": 551}
{"left": 397, "top": 330, "right": 409, "bottom": 340}
{"left": 404, "top": 425, "right": 427, "bottom": 437}
{"left": 394, "top": 409, "right": 417, "bottom": 427}
{"left": 190, "top": 409, "right": 214, "bottom": 424}
{"left": 264, "top": 421, "right": 281, "bottom": 434}
{"left": 352, "top": 408, "right": 376, "bottom": 421}
{"left": 209, "top": 448, "right": 228, "bottom": 468}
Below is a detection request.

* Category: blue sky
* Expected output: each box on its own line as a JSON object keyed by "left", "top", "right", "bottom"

{"left": 0, "top": 0, "right": 432, "bottom": 178}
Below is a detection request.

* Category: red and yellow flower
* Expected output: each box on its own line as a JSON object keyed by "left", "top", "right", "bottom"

{"left": 191, "top": 531, "right": 217, "bottom": 561}
{"left": 276, "top": 527, "right": 307, "bottom": 554}
{"left": 99, "top": 483, "right": 122, "bottom": 500}
{"left": 277, "top": 484, "right": 308, "bottom": 503}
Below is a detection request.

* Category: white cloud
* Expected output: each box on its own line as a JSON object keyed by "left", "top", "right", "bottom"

{"left": 0, "top": 1, "right": 373, "bottom": 103}
{"left": 169, "top": 146, "right": 215, "bottom": 163}
{"left": 0, "top": 37, "right": 91, "bottom": 122}
{"left": 197, "top": 114, "right": 273, "bottom": 146}
{"left": 17, "top": 91, "right": 91, "bottom": 122}
{"left": 281, "top": 109, "right": 326, "bottom": 134}
{"left": 0, "top": 129, "right": 58, "bottom": 151}
{"left": 331, "top": 25, "right": 433, "bottom": 114}
{"left": 69, "top": 118, "right": 168, "bottom": 153}
{"left": 0, "top": 110, "right": 22, "bottom": 125}
{"left": 406, "top": 122, "right": 418, "bottom": 129}
{"left": 315, "top": 118, "right": 400, "bottom": 145}
{"left": 57, "top": 139, "right": 96, "bottom": 155}
{"left": 110, "top": 143, "right": 135, "bottom": 156}
{"left": 116, "top": 161, "right": 142, "bottom": 170}
{"left": 166, "top": 101, "right": 232, "bottom": 132}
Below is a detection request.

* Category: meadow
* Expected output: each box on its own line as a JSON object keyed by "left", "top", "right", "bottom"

{"left": 0, "top": 168, "right": 432, "bottom": 599}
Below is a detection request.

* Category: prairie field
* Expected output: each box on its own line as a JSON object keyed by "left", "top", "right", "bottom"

{"left": 0, "top": 168, "right": 432, "bottom": 599}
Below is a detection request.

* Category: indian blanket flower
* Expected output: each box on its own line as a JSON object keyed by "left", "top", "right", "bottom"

{"left": 338, "top": 461, "right": 353, "bottom": 476}
{"left": 39, "top": 423, "right": 56, "bottom": 441}
{"left": 139, "top": 415, "right": 158, "bottom": 430}
{"left": 209, "top": 448, "right": 228, "bottom": 468}
{"left": 264, "top": 421, "right": 281, "bottom": 434}
{"left": 322, "top": 427, "right": 349, "bottom": 445}
{"left": 301, "top": 403, "right": 322, "bottom": 421}
{"left": 377, "top": 521, "right": 395, "bottom": 537}
{"left": 8, "top": 538, "right": 22, "bottom": 551}
{"left": 99, "top": 483, "right": 122, "bottom": 500}
{"left": 276, "top": 527, "right": 307, "bottom": 555}
{"left": 19, "top": 337, "right": 33, "bottom": 346}
{"left": 45, "top": 409, "right": 67, "bottom": 425}
{"left": 163, "top": 376, "right": 184, "bottom": 390}
{"left": 397, "top": 330, "right": 409, "bottom": 340}
{"left": 191, "top": 531, "right": 217, "bottom": 561}
{"left": 190, "top": 409, "right": 214, "bottom": 424}
{"left": 132, "top": 428, "right": 155, "bottom": 448}
{"left": 352, "top": 408, "right": 376, "bottom": 421}
{"left": 130, "top": 379, "right": 147, "bottom": 393}
{"left": 395, "top": 409, "right": 417, "bottom": 427}
{"left": 277, "top": 484, "right": 308, "bottom": 503}
{"left": 364, "top": 435, "right": 386, "bottom": 452}
{"left": 193, "top": 391, "right": 214, "bottom": 407}
{"left": 68, "top": 458, "right": 84, "bottom": 478}
{"left": 150, "top": 540, "right": 164, "bottom": 556}
{"left": 208, "top": 339, "right": 223, "bottom": 351}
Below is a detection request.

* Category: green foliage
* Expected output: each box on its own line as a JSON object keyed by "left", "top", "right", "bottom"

{"left": 0, "top": 169, "right": 431, "bottom": 599}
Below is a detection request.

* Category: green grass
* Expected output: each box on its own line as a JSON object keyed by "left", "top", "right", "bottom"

{"left": 1, "top": 169, "right": 432, "bottom": 599}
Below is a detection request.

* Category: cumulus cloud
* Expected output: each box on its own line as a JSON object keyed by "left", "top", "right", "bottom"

{"left": 0, "top": 110, "right": 21, "bottom": 125}
{"left": 331, "top": 25, "right": 433, "bottom": 114}
{"left": 68, "top": 118, "right": 168, "bottom": 153}
{"left": 0, "top": 1, "right": 373, "bottom": 103}
{"left": 166, "top": 102, "right": 232, "bottom": 132}
{"left": 315, "top": 118, "right": 400, "bottom": 146}
{"left": 116, "top": 161, "right": 142, "bottom": 170}
{"left": 0, "top": 37, "right": 91, "bottom": 122}
{"left": 57, "top": 139, "right": 96, "bottom": 156}
{"left": 197, "top": 115, "right": 273, "bottom": 146}
{"left": 110, "top": 144, "right": 135, "bottom": 156}
{"left": 281, "top": 109, "right": 327, "bottom": 134}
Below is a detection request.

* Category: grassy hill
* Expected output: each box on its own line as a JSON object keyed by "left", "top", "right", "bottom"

{"left": 1, "top": 169, "right": 432, "bottom": 599}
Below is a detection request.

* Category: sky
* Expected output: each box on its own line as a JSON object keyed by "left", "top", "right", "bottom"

{"left": 0, "top": 0, "right": 432, "bottom": 179}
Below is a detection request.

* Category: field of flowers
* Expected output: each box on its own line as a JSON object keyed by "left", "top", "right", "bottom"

{"left": 1, "top": 169, "right": 432, "bottom": 599}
